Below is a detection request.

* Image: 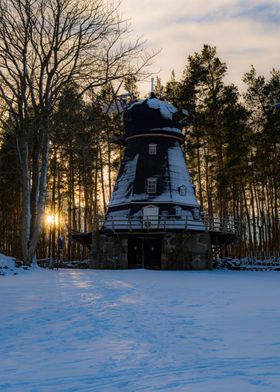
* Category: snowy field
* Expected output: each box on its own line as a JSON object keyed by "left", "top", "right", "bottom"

{"left": 1, "top": 261, "right": 280, "bottom": 391}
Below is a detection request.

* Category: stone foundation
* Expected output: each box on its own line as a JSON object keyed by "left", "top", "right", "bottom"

{"left": 161, "top": 232, "right": 212, "bottom": 270}
{"left": 91, "top": 231, "right": 212, "bottom": 270}
{"left": 90, "top": 232, "right": 128, "bottom": 269}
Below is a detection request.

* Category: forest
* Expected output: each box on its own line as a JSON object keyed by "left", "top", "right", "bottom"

{"left": 0, "top": 0, "right": 279, "bottom": 263}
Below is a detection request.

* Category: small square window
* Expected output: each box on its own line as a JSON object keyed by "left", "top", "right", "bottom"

{"left": 178, "top": 185, "right": 186, "bottom": 196}
{"left": 147, "top": 178, "right": 157, "bottom": 194}
{"left": 175, "top": 206, "right": 182, "bottom": 216}
{"left": 149, "top": 144, "right": 157, "bottom": 155}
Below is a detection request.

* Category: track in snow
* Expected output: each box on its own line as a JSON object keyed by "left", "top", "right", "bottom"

{"left": 1, "top": 269, "right": 280, "bottom": 391}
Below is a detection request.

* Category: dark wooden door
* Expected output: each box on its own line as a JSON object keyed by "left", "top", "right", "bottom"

{"left": 143, "top": 239, "right": 161, "bottom": 269}
{"left": 128, "top": 238, "right": 143, "bottom": 268}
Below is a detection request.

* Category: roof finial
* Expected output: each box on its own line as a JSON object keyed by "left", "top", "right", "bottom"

{"left": 149, "top": 78, "right": 156, "bottom": 99}
{"left": 151, "top": 77, "right": 154, "bottom": 94}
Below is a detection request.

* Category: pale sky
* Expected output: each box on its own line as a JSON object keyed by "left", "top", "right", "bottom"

{"left": 120, "top": 0, "right": 280, "bottom": 95}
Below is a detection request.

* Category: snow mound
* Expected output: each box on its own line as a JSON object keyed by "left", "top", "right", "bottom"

{"left": 214, "top": 257, "right": 280, "bottom": 271}
{"left": 0, "top": 253, "right": 34, "bottom": 276}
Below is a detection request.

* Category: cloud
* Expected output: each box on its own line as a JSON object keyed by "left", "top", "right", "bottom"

{"left": 120, "top": 0, "right": 280, "bottom": 94}
{"left": 234, "top": 2, "right": 280, "bottom": 24}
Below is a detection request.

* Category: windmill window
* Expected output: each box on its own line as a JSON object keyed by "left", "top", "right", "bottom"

{"left": 149, "top": 143, "right": 157, "bottom": 155}
{"left": 147, "top": 178, "right": 157, "bottom": 194}
{"left": 175, "top": 206, "right": 182, "bottom": 217}
{"left": 193, "top": 208, "right": 200, "bottom": 220}
{"left": 178, "top": 185, "right": 186, "bottom": 196}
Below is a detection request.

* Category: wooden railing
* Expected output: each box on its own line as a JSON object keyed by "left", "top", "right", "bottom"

{"left": 93, "top": 214, "right": 241, "bottom": 236}
{"left": 203, "top": 216, "right": 241, "bottom": 235}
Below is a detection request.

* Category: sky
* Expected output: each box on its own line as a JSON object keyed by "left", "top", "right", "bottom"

{"left": 119, "top": 0, "right": 280, "bottom": 95}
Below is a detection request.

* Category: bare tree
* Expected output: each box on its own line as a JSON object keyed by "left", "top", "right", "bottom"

{"left": 0, "top": 0, "right": 155, "bottom": 264}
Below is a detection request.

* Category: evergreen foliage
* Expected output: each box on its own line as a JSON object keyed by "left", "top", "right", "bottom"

{"left": 0, "top": 44, "right": 279, "bottom": 259}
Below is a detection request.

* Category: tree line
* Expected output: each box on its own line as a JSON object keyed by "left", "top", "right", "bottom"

{"left": 0, "top": 0, "right": 155, "bottom": 263}
{"left": 158, "top": 45, "right": 280, "bottom": 257}
{"left": 0, "top": 2, "right": 278, "bottom": 264}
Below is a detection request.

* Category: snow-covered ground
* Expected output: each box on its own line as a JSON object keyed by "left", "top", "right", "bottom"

{"left": 0, "top": 253, "right": 33, "bottom": 276}
{"left": 1, "top": 265, "right": 280, "bottom": 391}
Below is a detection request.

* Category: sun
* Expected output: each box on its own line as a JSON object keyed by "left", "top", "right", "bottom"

{"left": 45, "top": 212, "right": 59, "bottom": 226}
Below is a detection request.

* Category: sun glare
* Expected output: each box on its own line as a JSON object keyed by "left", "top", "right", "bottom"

{"left": 45, "top": 213, "right": 59, "bottom": 226}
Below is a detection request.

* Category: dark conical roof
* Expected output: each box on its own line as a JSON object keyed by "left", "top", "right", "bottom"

{"left": 124, "top": 94, "right": 186, "bottom": 139}
{"left": 104, "top": 93, "right": 202, "bottom": 232}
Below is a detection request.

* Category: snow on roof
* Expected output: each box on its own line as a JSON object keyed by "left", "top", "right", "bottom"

{"left": 106, "top": 209, "right": 130, "bottom": 217}
{"left": 109, "top": 153, "right": 139, "bottom": 206}
{"left": 146, "top": 98, "right": 177, "bottom": 120}
{"left": 127, "top": 99, "right": 145, "bottom": 110}
{"left": 109, "top": 143, "right": 200, "bottom": 209}
{"left": 127, "top": 97, "right": 178, "bottom": 120}
{"left": 104, "top": 207, "right": 205, "bottom": 231}
{"left": 168, "top": 145, "right": 200, "bottom": 207}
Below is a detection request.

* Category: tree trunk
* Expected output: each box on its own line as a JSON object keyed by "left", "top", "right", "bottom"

{"left": 20, "top": 140, "right": 32, "bottom": 264}
{"left": 20, "top": 116, "right": 50, "bottom": 265}
{"left": 28, "top": 131, "right": 50, "bottom": 262}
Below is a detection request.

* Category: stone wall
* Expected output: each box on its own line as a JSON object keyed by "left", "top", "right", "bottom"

{"left": 90, "top": 231, "right": 212, "bottom": 270}
{"left": 161, "top": 232, "right": 212, "bottom": 270}
{"left": 90, "top": 233, "right": 128, "bottom": 269}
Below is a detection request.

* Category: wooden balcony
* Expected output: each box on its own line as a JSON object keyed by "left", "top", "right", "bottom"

{"left": 96, "top": 214, "right": 241, "bottom": 236}
{"left": 70, "top": 215, "right": 241, "bottom": 250}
